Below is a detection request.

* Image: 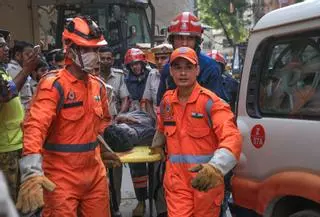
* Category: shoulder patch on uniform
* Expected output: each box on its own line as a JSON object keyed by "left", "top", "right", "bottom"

{"left": 112, "top": 68, "right": 125, "bottom": 74}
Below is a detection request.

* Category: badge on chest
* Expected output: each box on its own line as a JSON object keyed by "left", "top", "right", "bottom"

{"left": 160, "top": 99, "right": 174, "bottom": 121}
{"left": 191, "top": 112, "right": 204, "bottom": 119}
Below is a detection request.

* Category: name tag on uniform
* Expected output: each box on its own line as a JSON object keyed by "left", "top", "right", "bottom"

{"left": 191, "top": 112, "right": 204, "bottom": 119}
{"left": 164, "top": 121, "right": 176, "bottom": 126}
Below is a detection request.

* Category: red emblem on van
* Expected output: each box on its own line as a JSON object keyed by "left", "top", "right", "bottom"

{"left": 250, "top": 124, "right": 265, "bottom": 149}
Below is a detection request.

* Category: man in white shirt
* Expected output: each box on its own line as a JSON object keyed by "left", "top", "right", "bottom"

{"left": 141, "top": 43, "right": 173, "bottom": 120}
{"left": 6, "top": 41, "right": 34, "bottom": 109}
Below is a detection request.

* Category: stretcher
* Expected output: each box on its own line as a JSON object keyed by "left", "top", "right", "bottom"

{"left": 114, "top": 146, "right": 162, "bottom": 217}
{"left": 116, "top": 146, "right": 162, "bottom": 163}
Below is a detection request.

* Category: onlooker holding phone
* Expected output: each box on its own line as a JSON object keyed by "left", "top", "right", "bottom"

{"left": 7, "top": 41, "right": 37, "bottom": 109}
{"left": 0, "top": 32, "right": 39, "bottom": 203}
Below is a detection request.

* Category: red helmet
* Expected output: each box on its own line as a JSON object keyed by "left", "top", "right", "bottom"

{"left": 124, "top": 48, "right": 146, "bottom": 65}
{"left": 63, "top": 16, "right": 107, "bottom": 47}
{"left": 207, "top": 50, "right": 226, "bottom": 66}
{"left": 168, "top": 12, "right": 203, "bottom": 38}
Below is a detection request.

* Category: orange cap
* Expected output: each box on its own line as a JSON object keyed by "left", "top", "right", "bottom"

{"left": 170, "top": 47, "right": 198, "bottom": 65}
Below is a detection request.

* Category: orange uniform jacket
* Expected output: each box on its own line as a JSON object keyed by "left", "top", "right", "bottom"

{"left": 158, "top": 82, "right": 241, "bottom": 162}
{"left": 158, "top": 82, "right": 242, "bottom": 217}
{"left": 23, "top": 68, "right": 110, "bottom": 154}
{"left": 23, "top": 68, "right": 110, "bottom": 180}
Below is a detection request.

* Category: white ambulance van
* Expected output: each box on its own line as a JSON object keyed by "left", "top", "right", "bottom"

{"left": 232, "top": 0, "right": 320, "bottom": 216}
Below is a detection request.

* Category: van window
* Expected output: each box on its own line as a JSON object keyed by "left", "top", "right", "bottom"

{"left": 259, "top": 34, "right": 320, "bottom": 118}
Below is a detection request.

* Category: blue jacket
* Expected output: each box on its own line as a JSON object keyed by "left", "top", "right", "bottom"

{"left": 125, "top": 70, "right": 149, "bottom": 101}
{"left": 156, "top": 51, "right": 227, "bottom": 105}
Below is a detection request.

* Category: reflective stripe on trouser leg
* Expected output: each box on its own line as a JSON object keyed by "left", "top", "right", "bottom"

{"left": 129, "top": 163, "right": 148, "bottom": 201}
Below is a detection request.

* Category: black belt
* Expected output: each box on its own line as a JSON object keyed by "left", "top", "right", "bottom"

{"left": 44, "top": 140, "right": 99, "bottom": 152}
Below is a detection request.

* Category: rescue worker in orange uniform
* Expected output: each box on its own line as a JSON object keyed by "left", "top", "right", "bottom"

{"left": 16, "top": 16, "right": 120, "bottom": 217}
{"left": 150, "top": 47, "right": 242, "bottom": 217}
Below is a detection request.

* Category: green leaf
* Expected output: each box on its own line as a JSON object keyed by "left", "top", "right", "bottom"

{"left": 198, "top": 0, "right": 249, "bottom": 44}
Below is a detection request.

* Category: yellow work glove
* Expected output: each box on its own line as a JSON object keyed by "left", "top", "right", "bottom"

{"left": 16, "top": 175, "right": 56, "bottom": 214}
{"left": 189, "top": 164, "right": 224, "bottom": 192}
{"left": 101, "top": 151, "right": 122, "bottom": 168}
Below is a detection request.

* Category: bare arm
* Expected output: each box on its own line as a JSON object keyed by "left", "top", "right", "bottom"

{"left": 143, "top": 99, "right": 156, "bottom": 120}
{"left": 119, "top": 74, "right": 130, "bottom": 114}
{"left": 151, "top": 130, "right": 165, "bottom": 148}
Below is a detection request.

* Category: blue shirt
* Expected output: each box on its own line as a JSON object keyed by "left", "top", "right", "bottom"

{"left": 156, "top": 51, "right": 227, "bottom": 105}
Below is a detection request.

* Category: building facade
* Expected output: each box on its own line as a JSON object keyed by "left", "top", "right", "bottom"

{"left": 152, "top": 0, "right": 195, "bottom": 37}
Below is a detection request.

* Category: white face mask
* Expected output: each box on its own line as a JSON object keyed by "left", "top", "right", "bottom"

{"left": 72, "top": 50, "right": 99, "bottom": 72}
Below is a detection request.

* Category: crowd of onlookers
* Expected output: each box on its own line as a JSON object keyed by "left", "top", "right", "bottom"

{"left": 0, "top": 11, "right": 240, "bottom": 217}
{"left": 0, "top": 27, "right": 173, "bottom": 216}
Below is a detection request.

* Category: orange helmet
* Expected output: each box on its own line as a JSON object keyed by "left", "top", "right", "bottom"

{"left": 207, "top": 50, "right": 226, "bottom": 66}
{"left": 63, "top": 16, "right": 107, "bottom": 47}
{"left": 124, "top": 48, "right": 146, "bottom": 65}
{"left": 168, "top": 12, "right": 203, "bottom": 38}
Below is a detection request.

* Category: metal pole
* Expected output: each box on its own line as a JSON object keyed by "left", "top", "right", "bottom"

{"left": 148, "top": 0, "right": 155, "bottom": 47}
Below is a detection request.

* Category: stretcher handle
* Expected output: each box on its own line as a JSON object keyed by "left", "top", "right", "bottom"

{"left": 97, "top": 135, "right": 115, "bottom": 154}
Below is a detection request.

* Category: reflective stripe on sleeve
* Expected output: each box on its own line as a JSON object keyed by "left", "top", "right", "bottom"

{"left": 19, "top": 154, "right": 44, "bottom": 182}
{"left": 208, "top": 148, "right": 237, "bottom": 175}
{"left": 168, "top": 154, "right": 213, "bottom": 164}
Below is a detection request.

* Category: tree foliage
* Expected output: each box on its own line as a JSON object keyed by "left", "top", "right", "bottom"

{"left": 198, "top": 0, "right": 250, "bottom": 45}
